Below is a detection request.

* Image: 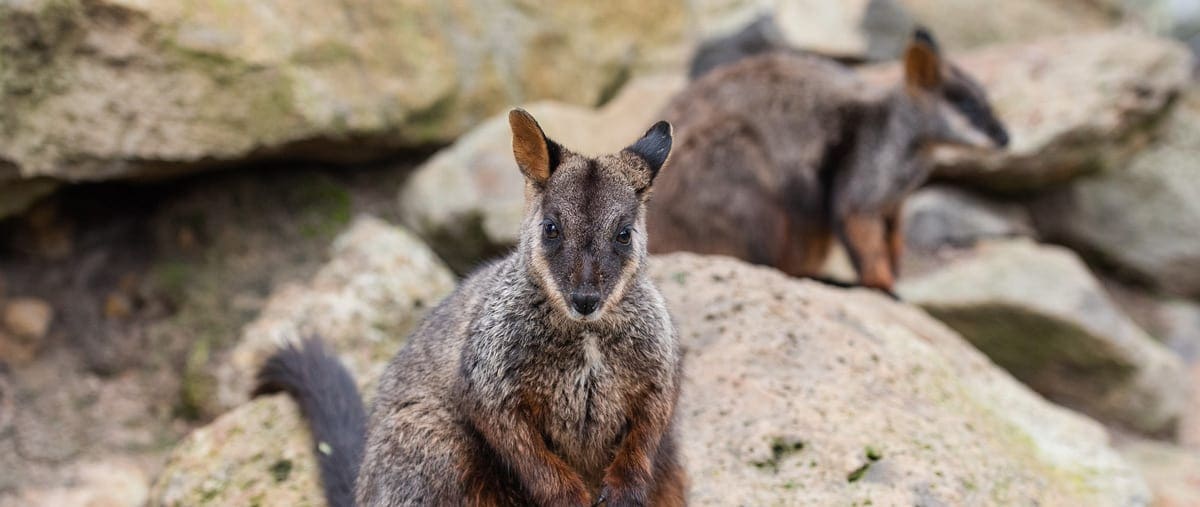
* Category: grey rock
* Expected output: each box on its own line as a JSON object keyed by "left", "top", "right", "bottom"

{"left": 212, "top": 215, "right": 455, "bottom": 411}
{"left": 897, "top": 239, "right": 1189, "bottom": 434}
{"left": 903, "top": 185, "right": 1034, "bottom": 252}
{"left": 0, "top": 0, "right": 691, "bottom": 184}
{"left": 151, "top": 253, "right": 1153, "bottom": 505}
{"left": 1032, "top": 87, "right": 1200, "bottom": 296}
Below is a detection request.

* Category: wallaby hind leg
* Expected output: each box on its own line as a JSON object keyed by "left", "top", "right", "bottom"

{"left": 885, "top": 210, "right": 904, "bottom": 279}
{"left": 777, "top": 224, "right": 833, "bottom": 278}
{"left": 837, "top": 213, "right": 895, "bottom": 292}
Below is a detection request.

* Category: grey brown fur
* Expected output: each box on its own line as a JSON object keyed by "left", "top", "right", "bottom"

{"left": 648, "top": 29, "right": 1009, "bottom": 292}
{"left": 259, "top": 111, "right": 685, "bottom": 506}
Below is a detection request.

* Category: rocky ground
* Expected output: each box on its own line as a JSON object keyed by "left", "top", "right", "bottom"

{"left": 0, "top": 161, "right": 423, "bottom": 506}
{"left": 3, "top": 0, "right": 1200, "bottom": 506}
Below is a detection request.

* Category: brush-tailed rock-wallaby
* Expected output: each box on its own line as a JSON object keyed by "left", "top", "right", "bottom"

{"left": 648, "top": 28, "right": 1009, "bottom": 292}
{"left": 256, "top": 110, "right": 685, "bottom": 506}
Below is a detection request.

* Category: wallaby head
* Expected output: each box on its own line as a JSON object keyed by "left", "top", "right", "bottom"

{"left": 902, "top": 28, "right": 1009, "bottom": 150}
{"left": 508, "top": 109, "right": 672, "bottom": 323}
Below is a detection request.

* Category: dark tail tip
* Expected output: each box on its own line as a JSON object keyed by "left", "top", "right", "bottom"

{"left": 254, "top": 338, "right": 365, "bottom": 507}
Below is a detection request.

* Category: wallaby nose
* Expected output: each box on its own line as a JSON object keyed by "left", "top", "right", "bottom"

{"left": 571, "top": 292, "right": 601, "bottom": 316}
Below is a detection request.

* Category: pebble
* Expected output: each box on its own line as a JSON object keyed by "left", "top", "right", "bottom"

{"left": 3, "top": 298, "right": 53, "bottom": 340}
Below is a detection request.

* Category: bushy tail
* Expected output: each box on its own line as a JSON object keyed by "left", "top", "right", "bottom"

{"left": 253, "top": 338, "right": 366, "bottom": 507}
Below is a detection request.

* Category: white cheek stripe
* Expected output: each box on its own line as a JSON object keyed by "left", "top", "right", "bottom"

{"left": 530, "top": 224, "right": 574, "bottom": 319}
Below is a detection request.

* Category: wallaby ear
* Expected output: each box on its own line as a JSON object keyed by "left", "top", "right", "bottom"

{"left": 509, "top": 109, "right": 560, "bottom": 186}
{"left": 625, "top": 121, "right": 673, "bottom": 190}
{"left": 904, "top": 27, "right": 942, "bottom": 91}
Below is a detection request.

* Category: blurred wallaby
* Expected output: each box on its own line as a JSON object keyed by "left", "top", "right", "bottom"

{"left": 256, "top": 110, "right": 685, "bottom": 506}
{"left": 648, "top": 29, "right": 1009, "bottom": 292}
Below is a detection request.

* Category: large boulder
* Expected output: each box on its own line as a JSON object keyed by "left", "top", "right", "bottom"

{"left": 896, "top": 239, "right": 1189, "bottom": 434}
{"left": 1103, "top": 281, "right": 1200, "bottom": 363}
{"left": 1183, "top": 363, "right": 1200, "bottom": 449}
{"left": 859, "top": 32, "right": 1192, "bottom": 192}
{"left": 397, "top": 74, "right": 686, "bottom": 272}
{"left": 210, "top": 215, "right": 455, "bottom": 412}
{"left": 900, "top": 0, "right": 1122, "bottom": 50}
{"left": 902, "top": 184, "right": 1034, "bottom": 253}
{"left": 151, "top": 254, "right": 1151, "bottom": 506}
{"left": 1032, "top": 87, "right": 1200, "bottom": 297}
{"left": 653, "top": 254, "right": 1148, "bottom": 505}
{"left": 690, "top": 0, "right": 914, "bottom": 62}
{"left": 150, "top": 395, "right": 323, "bottom": 507}
{"left": 0, "top": 0, "right": 689, "bottom": 185}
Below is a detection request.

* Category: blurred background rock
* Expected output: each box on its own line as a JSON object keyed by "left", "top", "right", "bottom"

{"left": 2, "top": 1, "right": 1200, "bottom": 506}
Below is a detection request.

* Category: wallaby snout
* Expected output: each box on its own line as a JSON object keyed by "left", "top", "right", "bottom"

{"left": 570, "top": 291, "right": 601, "bottom": 315}
{"left": 569, "top": 254, "right": 602, "bottom": 315}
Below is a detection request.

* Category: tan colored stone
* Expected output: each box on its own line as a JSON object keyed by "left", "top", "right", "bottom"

{"left": 0, "top": 0, "right": 688, "bottom": 184}
{"left": 103, "top": 293, "right": 133, "bottom": 320}
{"left": 654, "top": 254, "right": 1148, "bottom": 505}
{"left": 0, "top": 331, "right": 37, "bottom": 366}
{"left": 901, "top": 0, "right": 1121, "bottom": 50}
{"left": 212, "top": 215, "right": 455, "bottom": 411}
{"left": 13, "top": 459, "right": 149, "bottom": 507}
{"left": 150, "top": 396, "right": 318, "bottom": 507}
{"left": 3, "top": 298, "right": 53, "bottom": 340}
{"left": 151, "top": 254, "right": 1152, "bottom": 506}
{"left": 1182, "top": 363, "right": 1200, "bottom": 448}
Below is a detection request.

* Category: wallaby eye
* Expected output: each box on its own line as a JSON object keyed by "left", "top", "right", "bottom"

{"left": 542, "top": 220, "right": 560, "bottom": 240}
{"left": 615, "top": 226, "right": 633, "bottom": 245}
